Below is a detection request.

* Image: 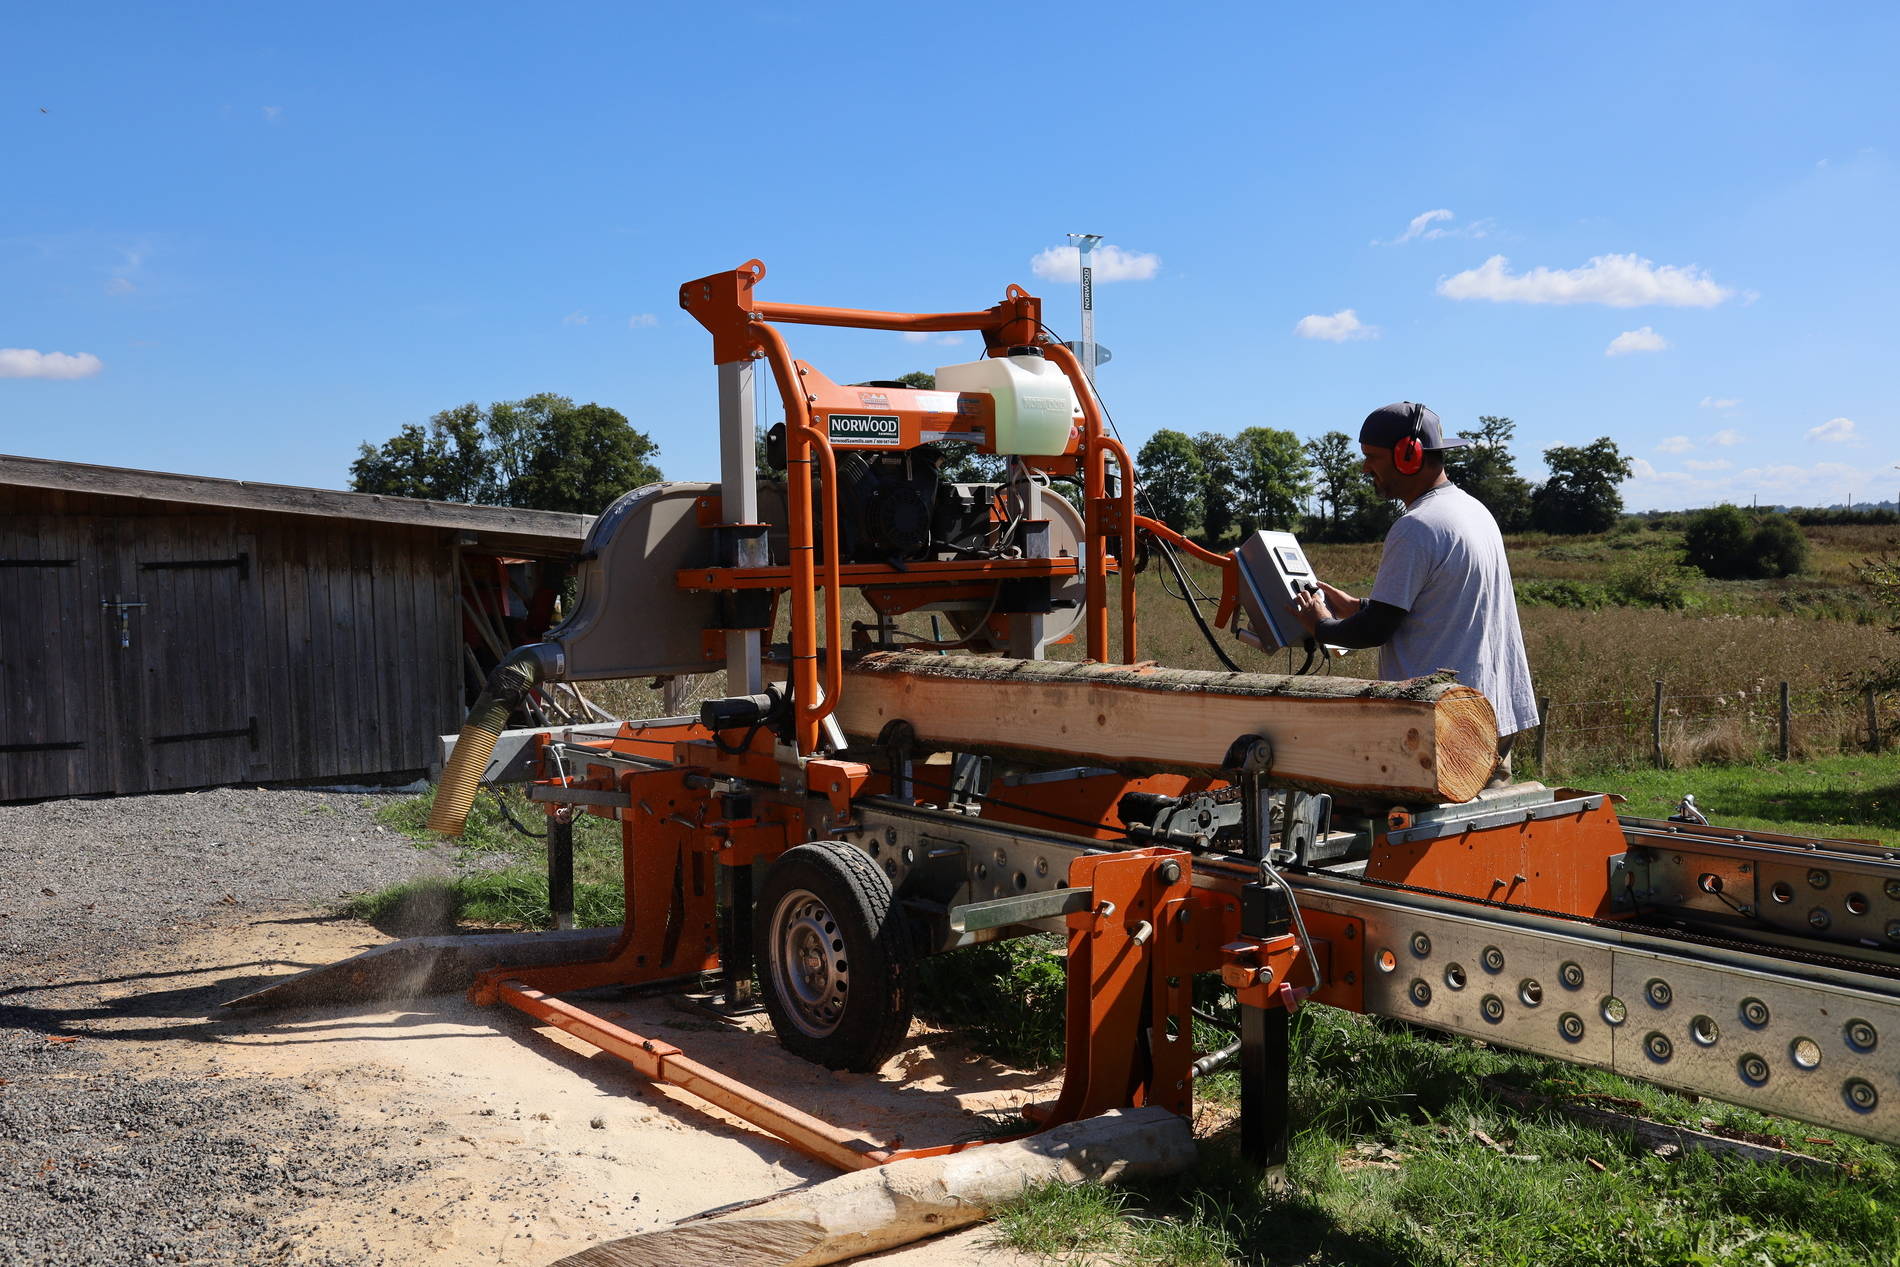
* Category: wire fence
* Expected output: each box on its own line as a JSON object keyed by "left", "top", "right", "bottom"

{"left": 1531, "top": 680, "right": 1892, "bottom": 777}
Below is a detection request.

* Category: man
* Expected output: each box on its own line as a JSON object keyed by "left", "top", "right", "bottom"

{"left": 1291, "top": 402, "right": 1538, "bottom": 785}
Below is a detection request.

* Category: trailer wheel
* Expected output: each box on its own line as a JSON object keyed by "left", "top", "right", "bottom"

{"left": 755, "top": 841, "right": 914, "bottom": 1072}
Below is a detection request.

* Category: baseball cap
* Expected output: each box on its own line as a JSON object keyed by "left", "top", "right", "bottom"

{"left": 1359, "top": 402, "right": 1469, "bottom": 452}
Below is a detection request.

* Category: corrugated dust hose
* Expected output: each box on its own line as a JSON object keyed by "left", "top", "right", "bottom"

{"left": 427, "top": 648, "right": 548, "bottom": 837}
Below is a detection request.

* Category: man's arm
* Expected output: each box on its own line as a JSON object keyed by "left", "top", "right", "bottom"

{"left": 1291, "top": 588, "right": 1406, "bottom": 647}
{"left": 1315, "top": 600, "right": 1406, "bottom": 649}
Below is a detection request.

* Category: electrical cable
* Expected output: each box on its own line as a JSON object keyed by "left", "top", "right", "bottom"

{"left": 1153, "top": 532, "right": 1244, "bottom": 672}
{"left": 489, "top": 787, "right": 548, "bottom": 839}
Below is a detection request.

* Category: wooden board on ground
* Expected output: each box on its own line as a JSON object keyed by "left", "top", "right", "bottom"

{"left": 829, "top": 652, "right": 1499, "bottom": 806}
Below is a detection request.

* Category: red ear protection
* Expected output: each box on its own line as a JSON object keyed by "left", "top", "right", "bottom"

{"left": 1392, "top": 402, "right": 1426, "bottom": 475}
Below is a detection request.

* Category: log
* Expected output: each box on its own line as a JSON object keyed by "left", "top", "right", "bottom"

{"left": 548, "top": 1106, "right": 1196, "bottom": 1267}
{"left": 831, "top": 652, "right": 1499, "bottom": 805}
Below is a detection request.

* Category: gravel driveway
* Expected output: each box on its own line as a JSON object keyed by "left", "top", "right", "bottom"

{"left": 0, "top": 786, "right": 470, "bottom": 1266}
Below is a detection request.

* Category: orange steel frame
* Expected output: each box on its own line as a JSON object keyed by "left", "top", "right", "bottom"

{"left": 463, "top": 261, "right": 1643, "bottom": 1179}
{"left": 679, "top": 259, "right": 1138, "bottom": 754}
{"left": 473, "top": 718, "right": 1329, "bottom": 1172}
{"left": 457, "top": 261, "right": 1287, "bottom": 1174}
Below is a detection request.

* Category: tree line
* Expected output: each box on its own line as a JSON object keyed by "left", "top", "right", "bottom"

{"left": 1136, "top": 416, "right": 1633, "bottom": 544}
{"left": 346, "top": 387, "right": 1631, "bottom": 548}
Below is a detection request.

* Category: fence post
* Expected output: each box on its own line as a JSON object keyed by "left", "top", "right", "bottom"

{"left": 1652, "top": 680, "right": 1664, "bottom": 769}
{"left": 1778, "top": 681, "right": 1791, "bottom": 761}
{"left": 1869, "top": 685, "right": 1882, "bottom": 754}
{"left": 1535, "top": 694, "right": 1552, "bottom": 775}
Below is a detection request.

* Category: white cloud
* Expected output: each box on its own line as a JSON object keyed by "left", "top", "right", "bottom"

{"left": 1029, "top": 243, "right": 1160, "bottom": 283}
{"left": 261, "top": 105, "right": 283, "bottom": 123}
{"left": 1698, "top": 395, "right": 1741, "bottom": 409}
{"left": 1293, "top": 309, "right": 1378, "bottom": 342}
{"left": 1684, "top": 458, "right": 1732, "bottom": 471}
{"left": 1605, "top": 326, "right": 1669, "bottom": 356}
{"left": 1391, "top": 209, "right": 1452, "bottom": 244}
{"left": 627, "top": 313, "right": 658, "bottom": 328}
{"left": 1709, "top": 428, "right": 1743, "bottom": 447}
{"left": 0, "top": 348, "right": 104, "bottom": 379}
{"left": 1374, "top": 208, "right": 1495, "bottom": 246}
{"left": 1656, "top": 436, "right": 1693, "bottom": 454}
{"left": 562, "top": 311, "right": 589, "bottom": 326}
{"left": 1437, "top": 253, "right": 1735, "bottom": 307}
{"left": 899, "top": 331, "right": 966, "bottom": 346}
{"left": 104, "top": 276, "right": 135, "bottom": 296}
{"left": 1623, "top": 457, "right": 1876, "bottom": 511}
{"left": 1806, "top": 416, "right": 1856, "bottom": 444}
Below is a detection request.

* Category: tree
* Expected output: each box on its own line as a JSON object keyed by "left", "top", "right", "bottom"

{"left": 1303, "top": 431, "right": 1360, "bottom": 537}
{"left": 1336, "top": 478, "right": 1403, "bottom": 543}
{"left": 1191, "top": 431, "right": 1239, "bottom": 543}
{"left": 352, "top": 393, "right": 661, "bottom": 514}
{"left": 1232, "top": 427, "right": 1313, "bottom": 535}
{"left": 1443, "top": 415, "right": 1533, "bottom": 532}
{"left": 1134, "top": 429, "right": 1204, "bottom": 532}
{"left": 1530, "top": 437, "right": 1631, "bottom": 535}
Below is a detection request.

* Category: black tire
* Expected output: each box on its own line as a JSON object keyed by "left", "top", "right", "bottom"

{"left": 753, "top": 841, "right": 914, "bottom": 1072}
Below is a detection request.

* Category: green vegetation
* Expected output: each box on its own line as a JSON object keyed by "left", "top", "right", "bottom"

{"left": 1568, "top": 751, "right": 1900, "bottom": 847}
{"left": 340, "top": 783, "right": 626, "bottom": 931}
{"left": 912, "top": 935, "right": 1068, "bottom": 1067}
{"left": 1530, "top": 437, "right": 1634, "bottom": 535}
{"left": 350, "top": 391, "right": 661, "bottom": 515}
{"left": 1684, "top": 505, "right": 1812, "bottom": 579}
{"left": 991, "top": 1008, "right": 1900, "bottom": 1265}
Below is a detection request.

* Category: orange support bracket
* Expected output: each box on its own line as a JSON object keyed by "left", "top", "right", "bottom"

{"left": 1032, "top": 847, "right": 1196, "bottom": 1126}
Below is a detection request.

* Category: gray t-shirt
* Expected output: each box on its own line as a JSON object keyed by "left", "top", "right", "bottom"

{"left": 1368, "top": 483, "right": 1539, "bottom": 736}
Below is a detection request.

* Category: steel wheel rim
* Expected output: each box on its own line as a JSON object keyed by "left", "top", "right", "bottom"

{"left": 769, "top": 887, "right": 849, "bottom": 1038}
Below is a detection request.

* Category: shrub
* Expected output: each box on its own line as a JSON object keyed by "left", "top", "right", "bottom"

{"left": 1516, "top": 578, "right": 1609, "bottom": 609}
{"left": 1683, "top": 506, "right": 1810, "bottom": 579}
{"left": 1752, "top": 515, "right": 1810, "bottom": 577}
{"left": 1607, "top": 551, "right": 1701, "bottom": 610}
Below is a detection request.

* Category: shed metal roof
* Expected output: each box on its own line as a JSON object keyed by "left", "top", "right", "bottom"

{"left": 0, "top": 453, "right": 592, "bottom": 555}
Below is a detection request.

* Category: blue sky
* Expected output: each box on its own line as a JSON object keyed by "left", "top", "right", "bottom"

{"left": 4, "top": 1, "right": 1896, "bottom": 512}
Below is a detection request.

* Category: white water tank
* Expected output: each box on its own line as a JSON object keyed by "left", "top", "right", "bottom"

{"left": 934, "top": 346, "right": 1081, "bottom": 456}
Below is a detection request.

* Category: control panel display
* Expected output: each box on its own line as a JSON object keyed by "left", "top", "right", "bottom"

{"left": 1233, "top": 530, "right": 1344, "bottom": 657}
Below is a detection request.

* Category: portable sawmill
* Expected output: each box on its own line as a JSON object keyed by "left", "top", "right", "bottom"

{"left": 242, "top": 259, "right": 1900, "bottom": 1176}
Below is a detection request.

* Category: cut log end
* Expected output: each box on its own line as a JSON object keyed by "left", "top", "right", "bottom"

{"left": 1433, "top": 687, "right": 1501, "bottom": 803}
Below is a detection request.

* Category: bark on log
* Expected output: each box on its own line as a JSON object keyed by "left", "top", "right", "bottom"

{"left": 833, "top": 652, "right": 1499, "bottom": 805}
{"left": 548, "top": 1106, "right": 1196, "bottom": 1267}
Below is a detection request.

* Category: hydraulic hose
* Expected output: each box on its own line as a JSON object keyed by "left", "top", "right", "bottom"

{"left": 428, "top": 644, "right": 556, "bottom": 837}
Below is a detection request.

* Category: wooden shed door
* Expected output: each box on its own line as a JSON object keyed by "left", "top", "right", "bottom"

{"left": 111, "top": 518, "right": 260, "bottom": 793}
{"left": 0, "top": 515, "right": 113, "bottom": 800}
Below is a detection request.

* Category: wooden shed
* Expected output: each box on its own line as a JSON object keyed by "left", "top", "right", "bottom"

{"left": 0, "top": 454, "right": 591, "bottom": 802}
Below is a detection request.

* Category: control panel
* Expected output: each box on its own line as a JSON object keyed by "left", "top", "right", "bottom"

{"left": 1233, "top": 530, "right": 1345, "bottom": 657}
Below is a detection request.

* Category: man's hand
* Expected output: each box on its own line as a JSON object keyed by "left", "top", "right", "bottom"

{"left": 1291, "top": 584, "right": 1332, "bottom": 636}
{"left": 1316, "top": 581, "right": 1361, "bottom": 618}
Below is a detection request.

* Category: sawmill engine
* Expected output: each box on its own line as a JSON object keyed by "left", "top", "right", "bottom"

{"left": 833, "top": 447, "right": 996, "bottom": 565}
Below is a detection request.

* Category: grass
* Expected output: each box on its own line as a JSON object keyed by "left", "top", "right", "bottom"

{"left": 340, "top": 783, "right": 627, "bottom": 932}
{"left": 990, "top": 1003, "right": 1900, "bottom": 1266}
{"left": 1569, "top": 750, "right": 1900, "bottom": 847}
